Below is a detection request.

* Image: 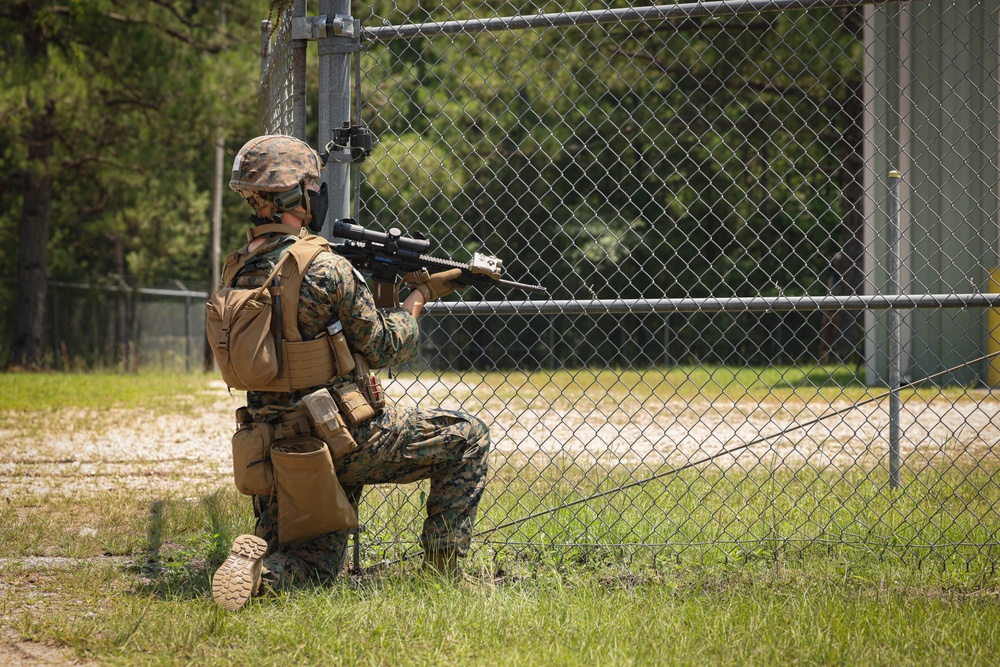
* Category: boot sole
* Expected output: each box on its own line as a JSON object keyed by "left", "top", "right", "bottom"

{"left": 212, "top": 534, "right": 267, "bottom": 612}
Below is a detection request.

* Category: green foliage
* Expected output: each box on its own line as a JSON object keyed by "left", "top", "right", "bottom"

{"left": 0, "top": 2, "right": 866, "bottom": 368}
{"left": 358, "top": 7, "right": 865, "bottom": 363}
{"left": 0, "top": 0, "right": 262, "bottom": 291}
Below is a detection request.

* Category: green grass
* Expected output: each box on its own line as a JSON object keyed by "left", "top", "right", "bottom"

{"left": 4, "top": 470, "right": 999, "bottom": 665}
{"left": 0, "top": 370, "right": 221, "bottom": 413}
{"left": 399, "top": 364, "right": 993, "bottom": 412}
{"left": 353, "top": 463, "right": 1000, "bottom": 572}
{"left": 3, "top": 370, "right": 1000, "bottom": 665}
{"left": 3, "top": 365, "right": 985, "bottom": 414}
{"left": 7, "top": 466, "right": 1000, "bottom": 571}
{"left": 6, "top": 531, "right": 1000, "bottom": 666}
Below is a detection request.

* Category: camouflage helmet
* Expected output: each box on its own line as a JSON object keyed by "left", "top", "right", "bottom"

{"left": 229, "top": 135, "right": 322, "bottom": 196}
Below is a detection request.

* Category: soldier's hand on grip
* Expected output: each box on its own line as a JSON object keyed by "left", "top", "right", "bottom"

{"left": 403, "top": 268, "right": 466, "bottom": 302}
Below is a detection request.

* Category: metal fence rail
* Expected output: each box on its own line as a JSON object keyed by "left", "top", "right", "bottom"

{"left": 362, "top": 0, "right": 900, "bottom": 39}
{"left": 426, "top": 294, "right": 1000, "bottom": 316}
{"left": 259, "top": 0, "right": 1000, "bottom": 569}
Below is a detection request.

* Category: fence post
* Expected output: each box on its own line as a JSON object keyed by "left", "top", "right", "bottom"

{"left": 318, "top": 0, "right": 354, "bottom": 233}
{"left": 887, "top": 169, "right": 902, "bottom": 490}
{"left": 51, "top": 288, "right": 59, "bottom": 370}
{"left": 292, "top": 0, "right": 308, "bottom": 141}
{"left": 174, "top": 280, "right": 192, "bottom": 373}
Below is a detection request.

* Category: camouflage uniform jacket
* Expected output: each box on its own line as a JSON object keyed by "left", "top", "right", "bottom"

{"left": 225, "top": 232, "right": 419, "bottom": 420}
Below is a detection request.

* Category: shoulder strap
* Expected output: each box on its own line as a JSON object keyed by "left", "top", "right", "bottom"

{"left": 245, "top": 223, "right": 304, "bottom": 243}
{"left": 220, "top": 246, "right": 249, "bottom": 289}
{"left": 221, "top": 227, "right": 308, "bottom": 289}
{"left": 274, "top": 235, "right": 332, "bottom": 343}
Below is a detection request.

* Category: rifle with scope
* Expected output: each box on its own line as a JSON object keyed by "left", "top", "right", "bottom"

{"left": 330, "top": 219, "right": 547, "bottom": 309}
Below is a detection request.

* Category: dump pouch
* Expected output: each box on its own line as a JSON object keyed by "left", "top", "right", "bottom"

{"left": 300, "top": 388, "right": 358, "bottom": 458}
{"left": 231, "top": 420, "right": 275, "bottom": 496}
{"left": 269, "top": 437, "right": 358, "bottom": 546}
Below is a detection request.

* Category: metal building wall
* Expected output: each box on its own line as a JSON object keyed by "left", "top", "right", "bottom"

{"left": 864, "top": 0, "right": 1000, "bottom": 386}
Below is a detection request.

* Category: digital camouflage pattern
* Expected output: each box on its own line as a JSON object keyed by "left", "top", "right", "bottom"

{"left": 229, "top": 135, "right": 322, "bottom": 195}
{"left": 230, "top": 232, "right": 490, "bottom": 588}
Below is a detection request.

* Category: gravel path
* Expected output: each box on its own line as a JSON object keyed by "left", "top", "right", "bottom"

{"left": 2, "top": 380, "right": 998, "bottom": 497}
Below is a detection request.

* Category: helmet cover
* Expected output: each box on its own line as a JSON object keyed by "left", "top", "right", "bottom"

{"left": 229, "top": 135, "right": 322, "bottom": 195}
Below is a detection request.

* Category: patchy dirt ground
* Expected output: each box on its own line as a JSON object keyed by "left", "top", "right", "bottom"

{"left": 0, "top": 382, "right": 242, "bottom": 497}
{"left": 0, "top": 629, "right": 96, "bottom": 667}
{"left": 0, "top": 623, "right": 103, "bottom": 667}
{"left": 494, "top": 394, "right": 1000, "bottom": 471}
{"left": 0, "top": 572, "right": 101, "bottom": 667}
{"left": 2, "top": 379, "right": 999, "bottom": 498}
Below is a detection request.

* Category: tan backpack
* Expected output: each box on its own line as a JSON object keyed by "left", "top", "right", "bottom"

{"left": 206, "top": 233, "right": 339, "bottom": 392}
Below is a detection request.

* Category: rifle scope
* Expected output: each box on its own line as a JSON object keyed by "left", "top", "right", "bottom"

{"left": 332, "top": 219, "right": 430, "bottom": 257}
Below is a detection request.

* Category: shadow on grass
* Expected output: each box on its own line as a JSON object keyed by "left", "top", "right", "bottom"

{"left": 126, "top": 491, "right": 242, "bottom": 600}
{"left": 769, "top": 364, "right": 866, "bottom": 391}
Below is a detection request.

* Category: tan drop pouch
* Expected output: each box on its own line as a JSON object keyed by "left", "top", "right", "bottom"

{"left": 231, "top": 421, "right": 275, "bottom": 496}
{"left": 269, "top": 437, "right": 359, "bottom": 546}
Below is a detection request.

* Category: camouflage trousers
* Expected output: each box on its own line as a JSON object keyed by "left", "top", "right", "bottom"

{"left": 252, "top": 406, "right": 490, "bottom": 589}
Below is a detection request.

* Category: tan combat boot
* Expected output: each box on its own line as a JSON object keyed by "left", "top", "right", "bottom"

{"left": 423, "top": 549, "right": 460, "bottom": 578}
{"left": 423, "top": 550, "right": 493, "bottom": 589}
{"left": 212, "top": 534, "right": 268, "bottom": 611}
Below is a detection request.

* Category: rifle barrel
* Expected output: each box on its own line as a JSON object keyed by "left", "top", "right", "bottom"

{"left": 492, "top": 277, "right": 547, "bottom": 294}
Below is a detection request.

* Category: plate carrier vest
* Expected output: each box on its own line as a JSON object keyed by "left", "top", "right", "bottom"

{"left": 207, "top": 227, "right": 341, "bottom": 393}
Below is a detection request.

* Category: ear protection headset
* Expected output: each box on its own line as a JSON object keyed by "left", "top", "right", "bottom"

{"left": 266, "top": 181, "right": 328, "bottom": 232}
{"left": 271, "top": 184, "right": 304, "bottom": 212}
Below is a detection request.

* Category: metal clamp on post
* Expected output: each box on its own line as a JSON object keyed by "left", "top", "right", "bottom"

{"left": 294, "top": 14, "right": 359, "bottom": 43}
{"left": 292, "top": 15, "right": 328, "bottom": 40}
{"left": 317, "top": 14, "right": 364, "bottom": 54}
{"left": 331, "top": 14, "right": 356, "bottom": 37}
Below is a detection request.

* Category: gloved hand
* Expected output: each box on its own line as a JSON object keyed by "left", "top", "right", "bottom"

{"left": 403, "top": 268, "right": 465, "bottom": 302}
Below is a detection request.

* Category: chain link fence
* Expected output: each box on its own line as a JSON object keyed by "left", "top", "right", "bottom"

{"left": 259, "top": 9, "right": 297, "bottom": 136}
{"left": 0, "top": 280, "right": 207, "bottom": 372}
{"left": 261, "top": 0, "right": 1000, "bottom": 569}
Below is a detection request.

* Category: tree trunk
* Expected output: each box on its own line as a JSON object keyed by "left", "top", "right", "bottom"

{"left": 10, "top": 98, "right": 55, "bottom": 369}
{"left": 833, "top": 9, "right": 866, "bottom": 362}
{"left": 835, "top": 75, "right": 865, "bottom": 363}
